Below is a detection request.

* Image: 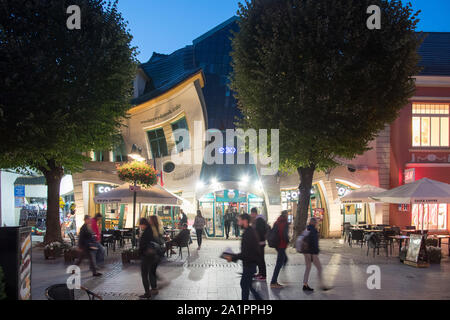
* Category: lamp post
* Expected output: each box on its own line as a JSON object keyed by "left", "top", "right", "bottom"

{"left": 128, "top": 144, "right": 145, "bottom": 248}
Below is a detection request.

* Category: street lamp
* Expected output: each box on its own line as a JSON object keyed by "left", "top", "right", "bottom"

{"left": 128, "top": 144, "right": 145, "bottom": 248}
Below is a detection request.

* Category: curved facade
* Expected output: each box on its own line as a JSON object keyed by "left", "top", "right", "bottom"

{"left": 72, "top": 19, "right": 450, "bottom": 238}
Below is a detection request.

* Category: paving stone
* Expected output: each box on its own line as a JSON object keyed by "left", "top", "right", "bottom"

{"left": 31, "top": 239, "right": 450, "bottom": 300}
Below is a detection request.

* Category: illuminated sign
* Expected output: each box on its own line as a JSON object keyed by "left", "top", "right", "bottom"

{"left": 95, "top": 184, "right": 118, "bottom": 195}
{"left": 218, "top": 147, "right": 236, "bottom": 154}
{"left": 404, "top": 168, "right": 415, "bottom": 184}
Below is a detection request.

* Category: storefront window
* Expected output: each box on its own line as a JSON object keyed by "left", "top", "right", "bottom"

{"left": 147, "top": 128, "right": 169, "bottom": 158}
{"left": 412, "top": 104, "right": 449, "bottom": 147}
{"left": 171, "top": 117, "right": 190, "bottom": 153}
{"left": 113, "top": 137, "right": 127, "bottom": 162}
{"left": 411, "top": 204, "right": 447, "bottom": 230}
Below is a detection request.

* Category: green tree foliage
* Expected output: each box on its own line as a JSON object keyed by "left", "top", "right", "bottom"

{"left": 230, "top": 0, "right": 422, "bottom": 238}
{"left": 0, "top": 0, "right": 138, "bottom": 243}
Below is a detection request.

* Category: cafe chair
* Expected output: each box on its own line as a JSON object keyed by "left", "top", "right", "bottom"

{"left": 343, "top": 223, "right": 351, "bottom": 244}
{"left": 45, "top": 284, "right": 103, "bottom": 300}
{"left": 366, "top": 233, "right": 389, "bottom": 257}
{"left": 349, "top": 229, "right": 365, "bottom": 248}
{"left": 68, "top": 232, "right": 76, "bottom": 247}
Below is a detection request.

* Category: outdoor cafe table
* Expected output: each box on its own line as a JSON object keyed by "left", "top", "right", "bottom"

{"left": 431, "top": 235, "right": 450, "bottom": 256}
{"left": 389, "top": 235, "right": 410, "bottom": 253}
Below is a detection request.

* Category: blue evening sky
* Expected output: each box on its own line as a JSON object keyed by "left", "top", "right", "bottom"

{"left": 116, "top": 0, "right": 450, "bottom": 62}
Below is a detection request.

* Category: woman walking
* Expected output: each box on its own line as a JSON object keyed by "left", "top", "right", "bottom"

{"left": 193, "top": 210, "right": 206, "bottom": 249}
{"left": 138, "top": 217, "right": 161, "bottom": 299}
{"left": 270, "top": 210, "right": 290, "bottom": 288}
{"left": 302, "top": 218, "right": 330, "bottom": 292}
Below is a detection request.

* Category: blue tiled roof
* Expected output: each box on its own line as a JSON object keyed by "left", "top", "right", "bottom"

{"left": 131, "top": 46, "right": 201, "bottom": 105}
{"left": 418, "top": 32, "right": 450, "bottom": 76}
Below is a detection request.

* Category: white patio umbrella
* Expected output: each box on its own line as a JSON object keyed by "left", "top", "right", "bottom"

{"left": 94, "top": 183, "right": 183, "bottom": 205}
{"left": 340, "top": 185, "right": 387, "bottom": 204}
{"left": 370, "top": 178, "right": 450, "bottom": 232}
{"left": 340, "top": 185, "right": 387, "bottom": 225}
{"left": 370, "top": 178, "right": 450, "bottom": 204}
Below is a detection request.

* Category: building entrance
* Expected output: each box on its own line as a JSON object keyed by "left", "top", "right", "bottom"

{"left": 198, "top": 190, "right": 265, "bottom": 238}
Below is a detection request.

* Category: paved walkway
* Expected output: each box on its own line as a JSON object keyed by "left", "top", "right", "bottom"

{"left": 31, "top": 239, "right": 450, "bottom": 300}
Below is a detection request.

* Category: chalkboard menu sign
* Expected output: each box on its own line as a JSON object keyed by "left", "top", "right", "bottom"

{"left": 406, "top": 234, "right": 427, "bottom": 264}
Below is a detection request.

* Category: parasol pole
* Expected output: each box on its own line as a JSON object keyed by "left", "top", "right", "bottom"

{"left": 132, "top": 180, "right": 137, "bottom": 248}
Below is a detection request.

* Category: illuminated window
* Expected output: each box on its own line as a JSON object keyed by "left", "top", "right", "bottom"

{"left": 171, "top": 117, "right": 190, "bottom": 153}
{"left": 411, "top": 204, "right": 447, "bottom": 230}
{"left": 147, "top": 128, "right": 168, "bottom": 159}
{"left": 412, "top": 104, "right": 449, "bottom": 147}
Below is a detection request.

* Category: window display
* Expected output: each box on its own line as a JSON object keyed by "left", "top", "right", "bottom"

{"left": 412, "top": 204, "right": 447, "bottom": 230}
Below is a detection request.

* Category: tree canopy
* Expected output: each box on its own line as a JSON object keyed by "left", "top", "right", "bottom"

{"left": 230, "top": 0, "right": 422, "bottom": 236}
{"left": 0, "top": 0, "right": 137, "bottom": 242}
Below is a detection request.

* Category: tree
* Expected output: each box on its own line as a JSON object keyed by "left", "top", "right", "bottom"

{"left": 0, "top": 0, "right": 137, "bottom": 244}
{"left": 230, "top": 0, "right": 422, "bottom": 239}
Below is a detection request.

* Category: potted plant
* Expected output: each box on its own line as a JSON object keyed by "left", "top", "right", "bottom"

{"left": 44, "top": 241, "right": 71, "bottom": 259}
{"left": 116, "top": 161, "right": 158, "bottom": 187}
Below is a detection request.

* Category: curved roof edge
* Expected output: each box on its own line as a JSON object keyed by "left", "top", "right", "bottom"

{"left": 193, "top": 16, "right": 239, "bottom": 45}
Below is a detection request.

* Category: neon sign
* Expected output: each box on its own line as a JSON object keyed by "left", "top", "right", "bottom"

{"left": 218, "top": 147, "right": 236, "bottom": 154}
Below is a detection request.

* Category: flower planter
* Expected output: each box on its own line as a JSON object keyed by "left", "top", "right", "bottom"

{"left": 44, "top": 247, "right": 62, "bottom": 260}
{"left": 64, "top": 248, "right": 81, "bottom": 264}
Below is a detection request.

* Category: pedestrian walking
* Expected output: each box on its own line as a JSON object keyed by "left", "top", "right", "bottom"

{"left": 224, "top": 213, "right": 262, "bottom": 300}
{"left": 270, "top": 210, "right": 289, "bottom": 288}
{"left": 302, "top": 218, "right": 330, "bottom": 291}
{"left": 193, "top": 210, "right": 206, "bottom": 249}
{"left": 90, "top": 213, "right": 106, "bottom": 267}
{"left": 224, "top": 209, "right": 232, "bottom": 239}
{"left": 250, "top": 207, "right": 268, "bottom": 281}
{"left": 232, "top": 208, "right": 240, "bottom": 238}
{"left": 139, "top": 217, "right": 161, "bottom": 299}
{"left": 77, "top": 215, "right": 102, "bottom": 277}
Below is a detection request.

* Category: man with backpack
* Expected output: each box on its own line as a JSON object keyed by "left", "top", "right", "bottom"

{"left": 250, "top": 207, "right": 268, "bottom": 281}
{"left": 268, "top": 210, "right": 290, "bottom": 288}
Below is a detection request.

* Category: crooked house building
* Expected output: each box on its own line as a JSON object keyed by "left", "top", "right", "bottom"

{"left": 72, "top": 17, "right": 450, "bottom": 238}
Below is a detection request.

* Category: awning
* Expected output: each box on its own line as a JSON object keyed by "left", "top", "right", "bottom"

{"left": 94, "top": 183, "right": 182, "bottom": 205}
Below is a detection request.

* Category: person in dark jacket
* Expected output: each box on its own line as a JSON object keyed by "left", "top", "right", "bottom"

{"left": 302, "top": 218, "right": 330, "bottom": 291}
{"left": 250, "top": 207, "right": 268, "bottom": 280}
{"left": 225, "top": 213, "right": 262, "bottom": 300}
{"left": 179, "top": 209, "right": 188, "bottom": 226}
{"left": 224, "top": 209, "right": 232, "bottom": 239}
{"left": 231, "top": 208, "right": 240, "bottom": 237}
{"left": 139, "top": 218, "right": 160, "bottom": 299}
{"left": 166, "top": 223, "right": 191, "bottom": 255}
{"left": 77, "top": 215, "right": 102, "bottom": 277}
{"left": 270, "top": 210, "right": 290, "bottom": 288}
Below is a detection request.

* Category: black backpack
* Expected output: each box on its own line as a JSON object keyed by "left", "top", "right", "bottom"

{"left": 267, "top": 223, "right": 280, "bottom": 248}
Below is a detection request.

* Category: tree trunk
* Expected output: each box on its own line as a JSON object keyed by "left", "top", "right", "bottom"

{"left": 41, "top": 161, "right": 64, "bottom": 245}
{"left": 293, "top": 165, "right": 316, "bottom": 242}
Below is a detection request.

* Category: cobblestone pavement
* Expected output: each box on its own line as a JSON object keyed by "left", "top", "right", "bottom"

{"left": 31, "top": 239, "right": 450, "bottom": 300}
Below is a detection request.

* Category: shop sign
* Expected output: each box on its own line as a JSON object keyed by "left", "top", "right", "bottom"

{"left": 218, "top": 147, "right": 237, "bottom": 154}
{"left": 281, "top": 188, "right": 315, "bottom": 202}
{"left": 14, "top": 185, "right": 25, "bottom": 197}
{"left": 95, "top": 184, "right": 118, "bottom": 195}
{"left": 15, "top": 197, "right": 25, "bottom": 208}
{"left": 313, "top": 208, "right": 324, "bottom": 221}
{"left": 129, "top": 185, "right": 141, "bottom": 192}
{"left": 404, "top": 168, "right": 415, "bottom": 184}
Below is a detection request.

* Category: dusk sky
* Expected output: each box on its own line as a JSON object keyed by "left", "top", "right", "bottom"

{"left": 116, "top": 0, "right": 450, "bottom": 62}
